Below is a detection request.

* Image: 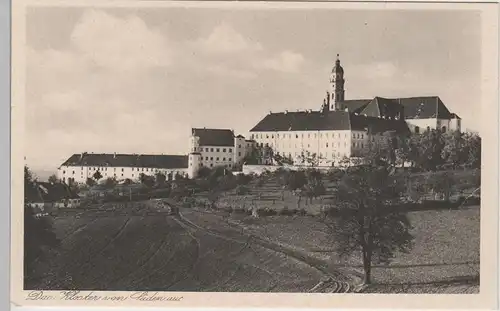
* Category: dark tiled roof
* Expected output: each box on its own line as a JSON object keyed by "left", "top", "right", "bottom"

{"left": 337, "top": 99, "right": 371, "bottom": 113}
{"left": 398, "top": 96, "right": 452, "bottom": 119}
{"left": 192, "top": 128, "right": 234, "bottom": 146}
{"left": 359, "top": 97, "right": 404, "bottom": 119}
{"left": 250, "top": 110, "right": 410, "bottom": 134}
{"left": 25, "top": 182, "right": 80, "bottom": 203}
{"left": 61, "top": 153, "right": 188, "bottom": 169}
{"left": 350, "top": 114, "right": 411, "bottom": 135}
{"left": 250, "top": 110, "right": 352, "bottom": 132}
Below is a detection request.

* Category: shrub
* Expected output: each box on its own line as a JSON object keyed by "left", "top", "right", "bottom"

{"left": 236, "top": 174, "right": 253, "bottom": 185}
{"left": 257, "top": 208, "right": 277, "bottom": 217}
{"left": 278, "top": 206, "right": 297, "bottom": 216}
{"left": 235, "top": 185, "right": 250, "bottom": 195}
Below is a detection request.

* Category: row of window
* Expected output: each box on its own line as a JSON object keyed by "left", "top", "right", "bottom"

{"left": 413, "top": 126, "right": 447, "bottom": 134}
{"left": 251, "top": 132, "right": 365, "bottom": 140}
{"left": 62, "top": 166, "right": 171, "bottom": 174}
{"left": 200, "top": 163, "right": 232, "bottom": 168}
{"left": 257, "top": 142, "right": 349, "bottom": 149}
{"left": 203, "top": 156, "right": 232, "bottom": 162}
{"left": 199, "top": 147, "right": 233, "bottom": 153}
{"left": 276, "top": 151, "right": 349, "bottom": 159}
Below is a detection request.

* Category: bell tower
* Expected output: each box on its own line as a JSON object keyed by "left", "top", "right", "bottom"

{"left": 329, "top": 54, "right": 345, "bottom": 110}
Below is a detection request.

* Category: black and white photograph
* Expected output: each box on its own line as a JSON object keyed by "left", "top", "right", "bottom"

{"left": 12, "top": 0, "right": 499, "bottom": 308}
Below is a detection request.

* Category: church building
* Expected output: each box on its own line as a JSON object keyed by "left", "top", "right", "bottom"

{"left": 248, "top": 55, "right": 461, "bottom": 166}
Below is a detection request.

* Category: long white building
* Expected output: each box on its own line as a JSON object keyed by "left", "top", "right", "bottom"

{"left": 58, "top": 128, "right": 254, "bottom": 184}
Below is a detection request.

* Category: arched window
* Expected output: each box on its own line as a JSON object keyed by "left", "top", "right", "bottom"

{"left": 442, "top": 126, "right": 447, "bottom": 132}
{"left": 415, "top": 126, "right": 420, "bottom": 134}
{"left": 426, "top": 126, "right": 431, "bottom": 132}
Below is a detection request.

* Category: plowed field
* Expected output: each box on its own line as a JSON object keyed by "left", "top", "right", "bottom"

{"left": 27, "top": 211, "right": 324, "bottom": 292}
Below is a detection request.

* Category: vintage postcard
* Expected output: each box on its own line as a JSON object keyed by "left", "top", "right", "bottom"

{"left": 11, "top": 0, "right": 499, "bottom": 309}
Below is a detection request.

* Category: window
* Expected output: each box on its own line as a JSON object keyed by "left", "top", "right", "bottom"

{"left": 239, "top": 152, "right": 242, "bottom": 156}
{"left": 210, "top": 157, "right": 213, "bottom": 160}
{"left": 223, "top": 157, "right": 226, "bottom": 161}
{"left": 72, "top": 171, "right": 75, "bottom": 175}
{"left": 271, "top": 135, "right": 274, "bottom": 139}
{"left": 426, "top": 126, "right": 431, "bottom": 132}
{"left": 442, "top": 126, "right": 447, "bottom": 132}
{"left": 63, "top": 170, "right": 66, "bottom": 174}
{"left": 210, "top": 164, "right": 213, "bottom": 167}
{"left": 216, "top": 157, "right": 219, "bottom": 161}
{"left": 229, "top": 148, "right": 233, "bottom": 153}
{"left": 216, "top": 148, "right": 220, "bottom": 152}
{"left": 121, "top": 168, "right": 124, "bottom": 172}
{"left": 121, "top": 174, "right": 124, "bottom": 177}
{"left": 142, "top": 168, "right": 144, "bottom": 171}
{"left": 415, "top": 126, "right": 420, "bottom": 134}
{"left": 210, "top": 148, "right": 214, "bottom": 152}
{"left": 132, "top": 168, "right": 134, "bottom": 171}
{"left": 229, "top": 164, "right": 232, "bottom": 167}
{"left": 81, "top": 167, "right": 83, "bottom": 170}
{"left": 361, "top": 134, "right": 364, "bottom": 139}
{"left": 296, "top": 134, "right": 299, "bottom": 138}
{"left": 266, "top": 135, "right": 269, "bottom": 139}
{"left": 132, "top": 174, "right": 134, "bottom": 177}
{"left": 223, "top": 148, "right": 226, "bottom": 152}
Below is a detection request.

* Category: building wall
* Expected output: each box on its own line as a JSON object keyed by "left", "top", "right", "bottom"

{"left": 197, "top": 145, "right": 234, "bottom": 169}
{"left": 58, "top": 165, "right": 188, "bottom": 184}
{"left": 188, "top": 153, "right": 201, "bottom": 179}
{"left": 249, "top": 129, "right": 353, "bottom": 165}
{"left": 405, "top": 118, "right": 439, "bottom": 133}
{"left": 233, "top": 137, "right": 247, "bottom": 165}
{"left": 449, "top": 118, "right": 461, "bottom": 132}
{"left": 405, "top": 118, "right": 461, "bottom": 134}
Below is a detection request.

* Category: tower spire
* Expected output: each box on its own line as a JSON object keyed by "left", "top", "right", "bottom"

{"left": 329, "top": 53, "right": 345, "bottom": 110}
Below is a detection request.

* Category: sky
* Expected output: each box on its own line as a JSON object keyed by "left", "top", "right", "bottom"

{"left": 25, "top": 6, "right": 482, "bottom": 175}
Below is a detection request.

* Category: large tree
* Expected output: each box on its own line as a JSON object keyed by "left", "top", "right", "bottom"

{"left": 321, "top": 137, "right": 414, "bottom": 285}
{"left": 323, "top": 165, "right": 414, "bottom": 284}
{"left": 24, "top": 166, "right": 60, "bottom": 284}
{"left": 92, "top": 170, "right": 103, "bottom": 181}
{"left": 48, "top": 174, "right": 59, "bottom": 184}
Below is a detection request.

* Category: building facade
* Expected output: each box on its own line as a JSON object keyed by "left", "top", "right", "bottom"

{"left": 58, "top": 129, "right": 254, "bottom": 182}
{"left": 187, "top": 128, "right": 254, "bottom": 178}
{"left": 58, "top": 153, "right": 190, "bottom": 184}
{"left": 248, "top": 55, "right": 461, "bottom": 166}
